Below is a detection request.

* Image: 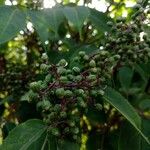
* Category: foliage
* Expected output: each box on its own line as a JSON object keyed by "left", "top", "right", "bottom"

{"left": 0, "top": 0, "right": 150, "bottom": 150}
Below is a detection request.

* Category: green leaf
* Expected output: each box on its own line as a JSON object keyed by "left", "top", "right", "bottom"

{"left": 58, "top": 140, "right": 80, "bottom": 150}
{"left": 89, "top": 8, "right": 111, "bottom": 32}
{"left": 139, "top": 99, "right": 150, "bottom": 110}
{"left": 141, "top": 118, "right": 150, "bottom": 150}
{"left": 119, "top": 66, "right": 133, "bottom": 91}
{"left": 28, "top": 7, "right": 64, "bottom": 44}
{"left": 0, "top": 119, "right": 47, "bottom": 150}
{"left": 118, "top": 121, "right": 141, "bottom": 150}
{"left": 0, "top": 6, "right": 26, "bottom": 44}
{"left": 134, "top": 64, "right": 148, "bottom": 82}
{"left": 86, "top": 131, "right": 103, "bottom": 150}
{"left": 63, "top": 6, "right": 90, "bottom": 31}
{"left": 104, "top": 87, "right": 150, "bottom": 144}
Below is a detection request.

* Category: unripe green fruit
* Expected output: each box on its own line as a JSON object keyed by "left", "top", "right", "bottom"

{"left": 90, "top": 67, "right": 98, "bottom": 74}
{"left": 60, "top": 76, "right": 68, "bottom": 83}
{"left": 90, "top": 90, "right": 97, "bottom": 97}
{"left": 54, "top": 104, "right": 61, "bottom": 112}
{"left": 83, "top": 55, "right": 89, "bottom": 61}
{"left": 75, "top": 75, "right": 82, "bottom": 82}
{"left": 66, "top": 69, "right": 72, "bottom": 74}
{"left": 73, "top": 56, "right": 79, "bottom": 62}
{"left": 64, "top": 127, "right": 69, "bottom": 133}
{"left": 57, "top": 67, "right": 66, "bottom": 75}
{"left": 40, "top": 64, "right": 49, "bottom": 72}
{"left": 73, "top": 135, "right": 78, "bottom": 140}
{"left": 71, "top": 127, "right": 79, "bottom": 134}
{"left": 45, "top": 74, "right": 52, "bottom": 83}
{"left": 98, "top": 90, "right": 105, "bottom": 96}
{"left": 100, "top": 50, "right": 109, "bottom": 56}
{"left": 64, "top": 90, "right": 73, "bottom": 97}
{"left": 67, "top": 74, "right": 74, "bottom": 80}
{"left": 78, "top": 100, "right": 87, "bottom": 108}
{"left": 72, "top": 67, "right": 80, "bottom": 73}
{"left": 58, "top": 59, "right": 67, "bottom": 66}
{"left": 51, "top": 128, "right": 60, "bottom": 136}
{"left": 114, "top": 54, "right": 121, "bottom": 60}
{"left": 68, "top": 120, "right": 75, "bottom": 127}
{"left": 76, "top": 89, "right": 84, "bottom": 96}
{"left": 28, "top": 90, "right": 38, "bottom": 101}
{"left": 36, "top": 101, "right": 43, "bottom": 109}
{"left": 41, "top": 100, "right": 51, "bottom": 110}
{"left": 107, "top": 21, "right": 113, "bottom": 26}
{"left": 89, "top": 60, "right": 96, "bottom": 67}
{"left": 41, "top": 53, "right": 48, "bottom": 60}
{"left": 48, "top": 112, "right": 56, "bottom": 120}
{"left": 30, "top": 81, "right": 41, "bottom": 92}
{"left": 108, "top": 57, "right": 115, "bottom": 62}
{"left": 55, "top": 88, "right": 65, "bottom": 98}
{"left": 60, "top": 111, "right": 67, "bottom": 118}
{"left": 95, "top": 103, "right": 102, "bottom": 111}
{"left": 87, "top": 74, "right": 96, "bottom": 81}
{"left": 78, "top": 51, "right": 86, "bottom": 57}
{"left": 127, "top": 50, "right": 133, "bottom": 54}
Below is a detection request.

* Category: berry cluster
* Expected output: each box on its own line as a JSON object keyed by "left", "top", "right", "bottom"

{"left": 28, "top": 3, "right": 150, "bottom": 141}
{"left": 106, "top": 4, "right": 150, "bottom": 64}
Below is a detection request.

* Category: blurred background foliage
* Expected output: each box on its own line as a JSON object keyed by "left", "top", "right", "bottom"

{"left": 0, "top": 0, "right": 150, "bottom": 149}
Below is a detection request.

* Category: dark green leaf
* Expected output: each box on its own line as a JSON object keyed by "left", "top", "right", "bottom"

{"left": 59, "top": 140, "right": 80, "bottom": 150}
{"left": 0, "top": 6, "right": 26, "bottom": 44}
{"left": 2, "top": 122, "right": 16, "bottom": 139}
{"left": 134, "top": 64, "right": 148, "bottom": 82}
{"left": 28, "top": 7, "right": 64, "bottom": 43}
{"left": 89, "top": 8, "right": 111, "bottom": 32}
{"left": 118, "top": 121, "right": 141, "bottom": 150}
{"left": 104, "top": 87, "right": 150, "bottom": 144}
{"left": 119, "top": 66, "right": 133, "bottom": 91}
{"left": 139, "top": 99, "right": 150, "bottom": 110}
{"left": 0, "top": 119, "right": 47, "bottom": 150}
{"left": 141, "top": 118, "right": 150, "bottom": 150}
{"left": 86, "top": 131, "right": 103, "bottom": 150}
{"left": 63, "top": 6, "right": 90, "bottom": 31}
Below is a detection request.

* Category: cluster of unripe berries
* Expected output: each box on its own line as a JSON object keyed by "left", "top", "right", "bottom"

{"left": 106, "top": 3, "right": 150, "bottom": 64}
{"left": 28, "top": 3, "right": 150, "bottom": 141}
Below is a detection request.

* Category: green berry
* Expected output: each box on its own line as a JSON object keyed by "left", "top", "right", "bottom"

{"left": 89, "top": 60, "right": 96, "bottom": 67}
{"left": 64, "top": 90, "right": 73, "bottom": 97}
{"left": 51, "top": 128, "right": 60, "bottom": 136}
{"left": 83, "top": 55, "right": 89, "bottom": 61}
{"left": 45, "top": 74, "right": 52, "bottom": 83}
{"left": 71, "top": 127, "right": 79, "bottom": 134}
{"left": 75, "top": 75, "right": 82, "bottom": 82}
{"left": 87, "top": 74, "right": 96, "bottom": 81}
{"left": 95, "top": 103, "right": 102, "bottom": 111}
{"left": 41, "top": 100, "right": 51, "bottom": 110}
{"left": 41, "top": 53, "right": 48, "bottom": 60}
{"left": 98, "top": 90, "right": 104, "bottom": 96}
{"left": 60, "top": 111, "right": 67, "bottom": 118}
{"left": 55, "top": 88, "right": 65, "bottom": 98}
{"left": 28, "top": 90, "right": 38, "bottom": 101}
{"left": 64, "top": 127, "right": 69, "bottom": 133}
{"left": 72, "top": 67, "right": 80, "bottom": 73}
{"left": 60, "top": 76, "right": 68, "bottom": 83}
{"left": 40, "top": 64, "right": 49, "bottom": 72}
{"left": 57, "top": 67, "right": 66, "bottom": 75}
{"left": 58, "top": 59, "right": 67, "bottom": 66}
{"left": 30, "top": 81, "right": 41, "bottom": 92}
{"left": 68, "top": 120, "right": 75, "bottom": 127}
{"left": 78, "top": 51, "right": 86, "bottom": 57}
{"left": 54, "top": 104, "right": 61, "bottom": 112}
